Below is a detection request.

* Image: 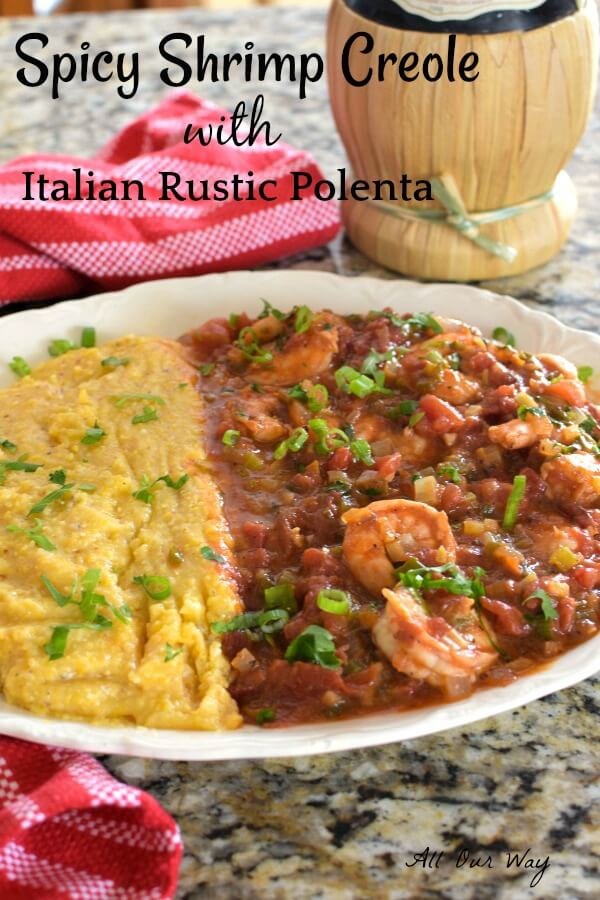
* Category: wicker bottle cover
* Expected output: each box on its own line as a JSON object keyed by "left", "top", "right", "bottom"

{"left": 327, "top": 0, "right": 599, "bottom": 281}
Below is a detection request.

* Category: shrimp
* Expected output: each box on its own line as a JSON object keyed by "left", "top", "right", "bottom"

{"left": 233, "top": 392, "right": 287, "bottom": 443}
{"left": 435, "top": 368, "right": 482, "bottom": 406}
{"left": 529, "top": 353, "right": 587, "bottom": 406}
{"left": 488, "top": 412, "right": 553, "bottom": 450}
{"left": 373, "top": 585, "right": 498, "bottom": 697}
{"left": 245, "top": 318, "right": 339, "bottom": 386}
{"left": 541, "top": 452, "right": 600, "bottom": 508}
{"left": 342, "top": 499, "right": 456, "bottom": 596}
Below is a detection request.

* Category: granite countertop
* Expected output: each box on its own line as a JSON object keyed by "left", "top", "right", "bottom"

{"left": 0, "top": 7, "right": 599, "bottom": 899}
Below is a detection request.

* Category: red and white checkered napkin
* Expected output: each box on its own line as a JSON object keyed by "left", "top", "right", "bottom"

{"left": 0, "top": 90, "right": 341, "bottom": 304}
{"left": 0, "top": 736, "right": 181, "bottom": 899}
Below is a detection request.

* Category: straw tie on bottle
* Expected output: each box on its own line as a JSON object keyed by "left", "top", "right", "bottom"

{"left": 368, "top": 171, "right": 561, "bottom": 263}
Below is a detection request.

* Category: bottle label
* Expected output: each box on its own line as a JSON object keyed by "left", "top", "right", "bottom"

{"left": 390, "top": 1, "right": 547, "bottom": 21}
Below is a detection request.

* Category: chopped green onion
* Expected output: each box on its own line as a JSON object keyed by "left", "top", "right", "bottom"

{"left": 492, "top": 327, "right": 516, "bottom": 347}
{"left": 0, "top": 455, "right": 43, "bottom": 485}
{"left": 133, "top": 574, "right": 172, "bottom": 602}
{"left": 335, "top": 366, "right": 390, "bottom": 398}
{"left": 256, "top": 708, "right": 276, "bottom": 725}
{"left": 81, "top": 423, "right": 106, "bottom": 445}
{"left": 41, "top": 574, "right": 75, "bottom": 607}
{"left": 44, "top": 616, "right": 112, "bottom": 661}
{"left": 132, "top": 407, "right": 159, "bottom": 425}
{"left": 503, "top": 474, "right": 527, "bottom": 531}
{"left": 222, "top": 429, "right": 240, "bottom": 447}
{"left": 200, "top": 545, "right": 225, "bottom": 563}
{"left": 0, "top": 439, "right": 17, "bottom": 453}
{"left": 350, "top": 439, "right": 374, "bottom": 466}
{"left": 516, "top": 405, "right": 546, "bottom": 421}
{"left": 7, "top": 519, "right": 56, "bottom": 552}
{"left": 236, "top": 327, "right": 274, "bottom": 364}
{"left": 211, "top": 607, "right": 289, "bottom": 635}
{"left": 199, "top": 363, "right": 215, "bottom": 376}
{"left": 264, "top": 583, "right": 297, "bottom": 614}
{"left": 229, "top": 313, "right": 241, "bottom": 329}
{"left": 398, "top": 562, "right": 486, "bottom": 601}
{"left": 289, "top": 383, "right": 329, "bottom": 414}
{"left": 284, "top": 625, "right": 341, "bottom": 669}
{"left": 294, "top": 305, "right": 313, "bottom": 334}
{"left": 101, "top": 356, "right": 130, "bottom": 368}
{"left": 111, "top": 393, "right": 165, "bottom": 409}
{"left": 274, "top": 427, "right": 309, "bottom": 460}
{"left": 9, "top": 356, "right": 31, "bottom": 378}
{"left": 81, "top": 327, "right": 96, "bottom": 348}
{"left": 317, "top": 589, "right": 350, "bottom": 615}
{"left": 164, "top": 643, "right": 184, "bottom": 662}
{"left": 48, "top": 339, "right": 78, "bottom": 357}
{"left": 387, "top": 400, "right": 419, "bottom": 420}
{"left": 577, "top": 365, "right": 594, "bottom": 383}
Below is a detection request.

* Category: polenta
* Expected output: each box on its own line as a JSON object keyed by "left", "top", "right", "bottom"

{"left": 0, "top": 336, "right": 242, "bottom": 730}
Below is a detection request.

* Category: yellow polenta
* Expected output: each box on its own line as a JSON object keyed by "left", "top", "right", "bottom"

{"left": 0, "top": 336, "right": 242, "bottom": 729}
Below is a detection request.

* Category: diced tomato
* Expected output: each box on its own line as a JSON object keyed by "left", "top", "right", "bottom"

{"left": 241, "top": 521, "right": 268, "bottom": 548}
{"left": 480, "top": 597, "right": 530, "bottom": 637}
{"left": 573, "top": 564, "right": 600, "bottom": 590}
{"left": 375, "top": 452, "right": 402, "bottom": 482}
{"left": 419, "top": 394, "right": 465, "bottom": 433}
{"left": 329, "top": 447, "right": 351, "bottom": 470}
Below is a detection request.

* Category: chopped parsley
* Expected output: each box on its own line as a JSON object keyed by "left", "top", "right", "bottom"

{"left": 0, "top": 455, "right": 43, "bottom": 485}
{"left": 131, "top": 407, "right": 159, "bottom": 425}
{"left": 200, "top": 546, "right": 225, "bottom": 563}
{"left": 397, "top": 563, "right": 486, "bottom": 601}
{"left": 81, "top": 423, "right": 106, "bottom": 445}
{"left": 111, "top": 393, "right": 165, "bottom": 409}
{"left": 0, "top": 439, "right": 17, "bottom": 453}
{"left": 236, "top": 327, "right": 273, "bottom": 364}
{"left": 7, "top": 519, "right": 56, "bottom": 552}
{"left": 132, "top": 473, "right": 188, "bottom": 503}
{"left": 288, "top": 383, "right": 329, "bottom": 414}
{"left": 199, "top": 363, "right": 215, "bottom": 376}
{"left": 437, "top": 463, "right": 461, "bottom": 484}
{"left": 49, "top": 469, "right": 67, "bottom": 485}
{"left": 516, "top": 405, "right": 546, "bottom": 420}
{"left": 211, "top": 607, "right": 289, "bottom": 635}
{"left": 164, "top": 643, "right": 184, "bottom": 662}
{"left": 256, "top": 708, "right": 276, "bottom": 725}
{"left": 284, "top": 625, "right": 341, "bottom": 669}
{"left": 28, "top": 483, "right": 74, "bottom": 516}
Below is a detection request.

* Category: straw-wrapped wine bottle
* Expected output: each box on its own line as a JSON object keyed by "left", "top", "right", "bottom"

{"left": 327, "top": 0, "right": 598, "bottom": 280}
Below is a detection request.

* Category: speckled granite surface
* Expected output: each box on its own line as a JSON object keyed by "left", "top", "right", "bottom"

{"left": 0, "top": 7, "right": 599, "bottom": 899}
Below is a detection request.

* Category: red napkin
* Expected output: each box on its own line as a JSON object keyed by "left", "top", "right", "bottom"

{"left": 0, "top": 736, "right": 181, "bottom": 899}
{"left": 0, "top": 91, "right": 340, "bottom": 305}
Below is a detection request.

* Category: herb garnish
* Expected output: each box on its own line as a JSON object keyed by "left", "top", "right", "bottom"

{"left": 48, "top": 339, "right": 79, "bottom": 357}
{"left": 492, "top": 326, "right": 516, "bottom": 347}
{"left": 335, "top": 365, "right": 391, "bottom": 398}
{"left": 264, "top": 582, "right": 297, "bottom": 614}
{"left": 288, "top": 383, "right": 329, "bottom": 414}
{"left": 284, "top": 625, "right": 341, "bottom": 669}
{"left": 274, "top": 427, "right": 309, "bottom": 460}
{"left": 236, "top": 327, "right": 273, "bottom": 364}
{"left": 9, "top": 356, "right": 31, "bottom": 378}
{"left": 200, "top": 546, "right": 226, "bottom": 563}
{"left": 28, "top": 483, "right": 75, "bottom": 516}
{"left": 164, "top": 643, "right": 184, "bottom": 662}
{"left": 256, "top": 708, "right": 276, "bottom": 725}
{"left": 317, "top": 589, "right": 351, "bottom": 615}
{"left": 132, "top": 473, "right": 189, "bottom": 503}
{"left": 199, "top": 363, "right": 215, "bottom": 376}
{"left": 132, "top": 407, "right": 159, "bottom": 425}
{"left": 294, "top": 305, "right": 313, "bottom": 334}
{"left": 0, "top": 455, "right": 43, "bottom": 485}
{"left": 111, "top": 393, "right": 165, "bottom": 409}
{"left": 0, "top": 439, "right": 17, "bottom": 453}
{"left": 133, "top": 574, "right": 172, "bottom": 601}
{"left": 211, "top": 608, "right": 289, "bottom": 635}
{"left": 81, "top": 327, "right": 96, "bottom": 349}
{"left": 577, "top": 365, "right": 594, "bottom": 383}
{"left": 101, "top": 356, "right": 130, "bottom": 368}
{"left": 397, "top": 563, "right": 486, "bottom": 600}
{"left": 81, "top": 423, "right": 106, "bottom": 444}
{"left": 222, "top": 429, "right": 240, "bottom": 447}
{"left": 503, "top": 474, "right": 527, "bottom": 531}
{"left": 7, "top": 519, "right": 56, "bottom": 551}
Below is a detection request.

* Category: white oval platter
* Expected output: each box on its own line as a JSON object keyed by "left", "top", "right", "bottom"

{"left": 0, "top": 270, "right": 598, "bottom": 760}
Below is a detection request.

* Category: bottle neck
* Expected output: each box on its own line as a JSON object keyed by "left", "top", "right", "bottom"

{"left": 343, "top": 0, "right": 579, "bottom": 33}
